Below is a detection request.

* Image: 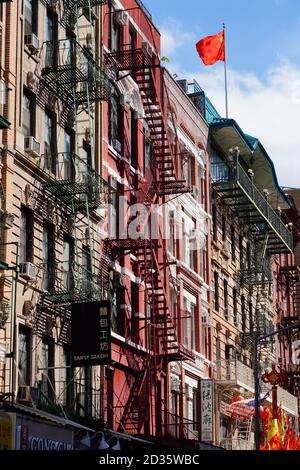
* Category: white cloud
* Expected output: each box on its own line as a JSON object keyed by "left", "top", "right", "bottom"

{"left": 170, "top": 59, "right": 300, "bottom": 188}
{"left": 160, "top": 19, "right": 195, "bottom": 56}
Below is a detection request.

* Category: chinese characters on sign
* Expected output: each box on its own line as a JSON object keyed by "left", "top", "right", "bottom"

{"left": 200, "top": 379, "right": 214, "bottom": 443}
{"left": 71, "top": 300, "right": 111, "bottom": 367}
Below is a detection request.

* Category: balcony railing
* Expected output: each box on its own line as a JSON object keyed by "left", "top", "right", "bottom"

{"left": 211, "top": 160, "right": 293, "bottom": 253}
{"left": 40, "top": 152, "right": 107, "bottom": 210}
{"left": 36, "top": 377, "right": 101, "bottom": 421}
{"left": 221, "top": 438, "right": 254, "bottom": 450}
{"left": 164, "top": 412, "right": 199, "bottom": 441}
{"left": 216, "top": 359, "right": 299, "bottom": 416}
{"left": 42, "top": 262, "right": 107, "bottom": 304}
{"left": 216, "top": 359, "right": 254, "bottom": 392}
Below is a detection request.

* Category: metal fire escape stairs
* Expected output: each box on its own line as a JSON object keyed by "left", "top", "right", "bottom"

{"left": 105, "top": 39, "right": 193, "bottom": 434}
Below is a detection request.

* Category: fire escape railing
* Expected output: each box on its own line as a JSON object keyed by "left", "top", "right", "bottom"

{"left": 211, "top": 161, "right": 293, "bottom": 253}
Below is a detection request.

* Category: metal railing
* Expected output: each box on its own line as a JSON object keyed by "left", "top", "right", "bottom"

{"left": 211, "top": 161, "right": 293, "bottom": 250}
{"left": 40, "top": 151, "right": 107, "bottom": 208}
{"left": 215, "top": 359, "right": 254, "bottom": 391}
{"left": 42, "top": 262, "right": 107, "bottom": 303}
{"left": 164, "top": 412, "right": 199, "bottom": 441}
{"left": 37, "top": 377, "right": 101, "bottom": 421}
{"left": 221, "top": 438, "right": 254, "bottom": 450}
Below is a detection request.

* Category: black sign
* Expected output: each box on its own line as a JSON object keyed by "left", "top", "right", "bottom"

{"left": 71, "top": 300, "right": 111, "bottom": 367}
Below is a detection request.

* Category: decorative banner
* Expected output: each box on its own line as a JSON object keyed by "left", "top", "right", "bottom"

{"left": 200, "top": 379, "right": 214, "bottom": 443}
{"left": 71, "top": 300, "right": 111, "bottom": 366}
{"left": 261, "top": 365, "right": 287, "bottom": 387}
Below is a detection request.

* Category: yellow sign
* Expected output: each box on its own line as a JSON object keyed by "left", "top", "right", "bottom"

{"left": 0, "top": 413, "right": 14, "bottom": 450}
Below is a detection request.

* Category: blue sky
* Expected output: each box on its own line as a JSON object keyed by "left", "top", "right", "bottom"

{"left": 143, "top": 0, "right": 300, "bottom": 187}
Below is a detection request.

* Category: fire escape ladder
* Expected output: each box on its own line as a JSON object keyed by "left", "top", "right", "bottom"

{"left": 135, "top": 66, "right": 190, "bottom": 199}
{"left": 118, "top": 360, "right": 149, "bottom": 434}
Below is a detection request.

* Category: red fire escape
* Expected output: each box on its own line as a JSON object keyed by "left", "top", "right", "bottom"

{"left": 105, "top": 44, "right": 193, "bottom": 435}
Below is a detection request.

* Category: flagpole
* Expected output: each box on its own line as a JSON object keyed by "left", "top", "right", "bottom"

{"left": 223, "top": 23, "right": 229, "bottom": 118}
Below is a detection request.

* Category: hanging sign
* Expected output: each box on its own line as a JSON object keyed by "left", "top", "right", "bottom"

{"left": 71, "top": 300, "right": 111, "bottom": 366}
{"left": 200, "top": 379, "right": 214, "bottom": 443}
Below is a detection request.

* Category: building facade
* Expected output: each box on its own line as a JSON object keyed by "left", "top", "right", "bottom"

{"left": 0, "top": 0, "right": 299, "bottom": 452}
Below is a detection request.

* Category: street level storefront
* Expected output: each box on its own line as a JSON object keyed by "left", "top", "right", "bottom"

{"left": 0, "top": 409, "right": 74, "bottom": 450}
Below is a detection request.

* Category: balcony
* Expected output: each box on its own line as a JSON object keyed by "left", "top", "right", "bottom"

{"left": 211, "top": 160, "right": 293, "bottom": 254}
{"left": 216, "top": 359, "right": 299, "bottom": 417}
{"left": 41, "top": 262, "right": 108, "bottom": 305}
{"left": 220, "top": 438, "right": 254, "bottom": 450}
{"left": 216, "top": 359, "right": 254, "bottom": 392}
{"left": 40, "top": 152, "right": 107, "bottom": 211}
{"left": 164, "top": 412, "right": 199, "bottom": 441}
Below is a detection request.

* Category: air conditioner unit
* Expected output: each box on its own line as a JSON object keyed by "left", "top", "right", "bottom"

{"left": 24, "top": 136, "right": 41, "bottom": 158}
{"left": 19, "top": 262, "right": 37, "bottom": 281}
{"left": 24, "top": 33, "right": 40, "bottom": 53}
{"left": 191, "top": 186, "right": 199, "bottom": 199}
{"left": 17, "top": 386, "right": 39, "bottom": 407}
{"left": 112, "top": 139, "right": 122, "bottom": 153}
{"left": 142, "top": 40, "right": 155, "bottom": 58}
{"left": 202, "top": 314, "right": 212, "bottom": 327}
{"left": 115, "top": 10, "right": 129, "bottom": 26}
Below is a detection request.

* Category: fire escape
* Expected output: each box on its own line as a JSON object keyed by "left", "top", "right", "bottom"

{"left": 31, "top": 0, "right": 109, "bottom": 416}
{"left": 105, "top": 37, "right": 193, "bottom": 434}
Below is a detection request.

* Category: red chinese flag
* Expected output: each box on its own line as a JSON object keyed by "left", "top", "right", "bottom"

{"left": 196, "top": 31, "right": 225, "bottom": 66}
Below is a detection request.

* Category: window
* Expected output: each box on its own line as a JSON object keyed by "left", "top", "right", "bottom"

{"left": 129, "top": 28, "right": 136, "bottom": 50}
{"left": 45, "top": 9, "right": 57, "bottom": 67}
{"left": 222, "top": 215, "right": 226, "bottom": 242}
{"left": 197, "top": 165, "right": 203, "bottom": 204}
{"left": 60, "top": 348, "right": 72, "bottom": 408}
{"left": 131, "top": 281, "right": 139, "bottom": 343}
{"left": 24, "top": 0, "right": 38, "bottom": 35}
{"left": 108, "top": 5, "right": 122, "bottom": 52}
{"left": 109, "top": 90, "right": 122, "bottom": 148}
{"left": 64, "top": 129, "right": 74, "bottom": 180}
{"left": 239, "top": 235, "right": 244, "bottom": 267}
{"left": 182, "top": 299, "right": 196, "bottom": 351}
{"left": 233, "top": 288, "right": 237, "bottom": 325}
{"left": 183, "top": 155, "right": 193, "bottom": 187}
{"left": 82, "top": 247, "right": 92, "bottom": 290}
{"left": 23, "top": 89, "right": 35, "bottom": 137}
{"left": 247, "top": 242, "right": 251, "bottom": 269}
{"left": 108, "top": 178, "right": 119, "bottom": 239}
{"left": 129, "top": 110, "right": 137, "bottom": 168}
{"left": 169, "top": 211, "right": 176, "bottom": 256}
{"left": 241, "top": 295, "right": 246, "bottom": 332}
{"left": 18, "top": 326, "right": 31, "bottom": 386}
{"left": 224, "top": 279, "right": 228, "bottom": 310}
{"left": 44, "top": 110, "right": 56, "bottom": 173}
{"left": 200, "top": 247, "right": 206, "bottom": 279}
{"left": 62, "top": 236, "right": 74, "bottom": 290}
{"left": 249, "top": 302, "right": 253, "bottom": 333}
{"left": 231, "top": 226, "right": 236, "bottom": 261}
{"left": 214, "top": 271, "right": 219, "bottom": 312}
{"left": 42, "top": 223, "right": 55, "bottom": 291}
{"left": 144, "top": 129, "right": 152, "bottom": 172}
{"left": 193, "top": 388, "right": 199, "bottom": 431}
{"left": 212, "top": 204, "right": 217, "bottom": 242}
{"left": 40, "top": 337, "right": 54, "bottom": 401}
{"left": 19, "top": 207, "right": 34, "bottom": 263}
{"left": 83, "top": 139, "right": 93, "bottom": 168}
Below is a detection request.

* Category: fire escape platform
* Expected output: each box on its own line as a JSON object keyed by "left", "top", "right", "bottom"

{"left": 211, "top": 160, "right": 293, "bottom": 254}
{"left": 104, "top": 48, "right": 158, "bottom": 72}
